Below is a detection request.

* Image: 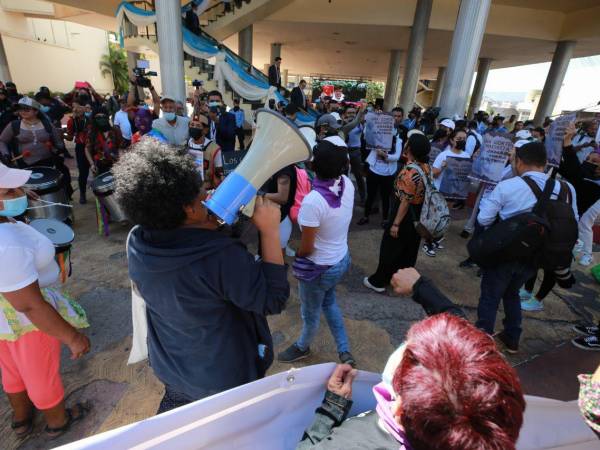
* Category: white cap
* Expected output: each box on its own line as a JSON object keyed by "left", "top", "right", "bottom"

{"left": 440, "top": 118, "right": 455, "bottom": 130}
{"left": 514, "top": 139, "right": 530, "bottom": 148}
{"left": 160, "top": 94, "right": 177, "bottom": 104}
{"left": 330, "top": 112, "right": 342, "bottom": 122}
{"left": 407, "top": 129, "right": 424, "bottom": 137}
{"left": 0, "top": 163, "right": 31, "bottom": 188}
{"left": 17, "top": 96, "right": 41, "bottom": 111}
{"left": 515, "top": 129, "right": 532, "bottom": 140}
{"left": 323, "top": 135, "right": 347, "bottom": 148}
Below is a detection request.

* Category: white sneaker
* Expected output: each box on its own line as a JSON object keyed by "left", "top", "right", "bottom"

{"left": 363, "top": 277, "right": 385, "bottom": 293}
{"left": 579, "top": 253, "right": 593, "bottom": 267}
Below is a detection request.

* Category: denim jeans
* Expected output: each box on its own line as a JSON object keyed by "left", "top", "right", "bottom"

{"left": 476, "top": 261, "right": 535, "bottom": 344}
{"left": 296, "top": 252, "right": 351, "bottom": 353}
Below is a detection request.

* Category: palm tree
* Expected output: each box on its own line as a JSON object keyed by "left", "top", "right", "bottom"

{"left": 99, "top": 44, "right": 129, "bottom": 94}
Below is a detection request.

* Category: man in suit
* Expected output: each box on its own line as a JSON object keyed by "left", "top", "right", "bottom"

{"left": 290, "top": 79, "right": 308, "bottom": 111}
{"left": 207, "top": 90, "right": 237, "bottom": 152}
{"left": 185, "top": 3, "right": 200, "bottom": 34}
{"left": 268, "top": 57, "right": 282, "bottom": 90}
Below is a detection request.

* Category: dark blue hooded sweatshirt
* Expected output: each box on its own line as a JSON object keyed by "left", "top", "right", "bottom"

{"left": 127, "top": 225, "right": 290, "bottom": 400}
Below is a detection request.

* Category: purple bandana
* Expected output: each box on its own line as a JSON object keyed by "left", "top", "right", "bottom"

{"left": 373, "top": 383, "right": 413, "bottom": 450}
{"left": 312, "top": 176, "right": 345, "bottom": 208}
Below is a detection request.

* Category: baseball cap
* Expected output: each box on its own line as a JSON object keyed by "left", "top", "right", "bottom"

{"left": 160, "top": 95, "right": 177, "bottom": 104}
{"left": 317, "top": 113, "right": 341, "bottom": 129}
{"left": 407, "top": 129, "right": 425, "bottom": 138}
{"left": 514, "top": 139, "right": 530, "bottom": 148}
{"left": 17, "top": 97, "right": 41, "bottom": 111}
{"left": 439, "top": 118, "right": 455, "bottom": 130}
{"left": 0, "top": 163, "right": 31, "bottom": 188}
{"left": 515, "top": 129, "right": 532, "bottom": 140}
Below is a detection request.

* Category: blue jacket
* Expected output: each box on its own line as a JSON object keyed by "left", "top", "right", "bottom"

{"left": 232, "top": 107, "right": 245, "bottom": 128}
{"left": 213, "top": 111, "right": 237, "bottom": 152}
{"left": 127, "top": 226, "right": 290, "bottom": 400}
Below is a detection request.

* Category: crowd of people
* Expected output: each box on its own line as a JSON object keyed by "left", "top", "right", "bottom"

{"left": 0, "top": 71, "right": 598, "bottom": 449}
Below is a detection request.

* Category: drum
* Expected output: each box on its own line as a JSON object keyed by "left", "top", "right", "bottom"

{"left": 29, "top": 219, "right": 74, "bottom": 283}
{"left": 23, "top": 166, "right": 71, "bottom": 222}
{"left": 92, "top": 171, "right": 127, "bottom": 223}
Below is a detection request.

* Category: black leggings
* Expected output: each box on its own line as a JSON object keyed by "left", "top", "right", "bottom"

{"left": 364, "top": 171, "right": 394, "bottom": 220}
{"left": 348, "top": 148, "right": 366, "bottom": 201}
{"left": 75, "top": 143, "right": 90, "bottom": 196}
{"left": 524, "top": 270, "right": 556, "bottom": 301}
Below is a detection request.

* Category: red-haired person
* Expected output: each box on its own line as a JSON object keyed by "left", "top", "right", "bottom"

{"left": 297, "top": 268, "right": 525, "bottom": 450}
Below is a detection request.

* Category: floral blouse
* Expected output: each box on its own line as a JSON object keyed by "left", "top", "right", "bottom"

{"left": 578, "top": 374, "right": 600, "bottom": 434}
{"left": 394, "top": 162, "right": 431, "bottom": 205}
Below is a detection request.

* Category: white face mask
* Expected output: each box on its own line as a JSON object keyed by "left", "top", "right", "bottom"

{"left": 208, "top": 101, "right": 221, "bottom": 108}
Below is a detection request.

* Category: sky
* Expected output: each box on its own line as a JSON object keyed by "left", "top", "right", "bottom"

{"left": 480, "top": 55, "right": 600, "bottom": 111}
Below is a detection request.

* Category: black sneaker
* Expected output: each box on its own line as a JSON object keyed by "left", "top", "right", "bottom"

{"left": 433, "top": 237, "right": 445, "bottom": 250}
{"left": 572, "top": 324, "right": 600, "bottom": 336}
{"left": 422, "top": 244, "right": 436, "bottom": 257}
{"left": 460, "top": 230, "right": 471, "bottom": 239}
{"left": 459, "top": 257, "right": 477, "bottom": 268}
{"left": 572, "top": 335, "right": 600, "bottom": 351}
{"left": 277, "top": 344, "right": 310, "bottom": 363}
{"left": 496, "top": 332, "right": 519, "bottom": 354}
{"left": 79, "top": 194, "right": 87, "bottom": 205}
{"left": 339, "top": 351, "right": 356, "bottom": 367}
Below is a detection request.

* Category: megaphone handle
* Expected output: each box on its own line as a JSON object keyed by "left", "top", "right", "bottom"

{"left": 240, "top": 195, "right": 257, "bottom": 218}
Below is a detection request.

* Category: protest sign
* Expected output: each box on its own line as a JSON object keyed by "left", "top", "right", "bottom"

{"left": 545, "top": 113, "right": 577, "bottom": 167}
{"left": 429, "top": 141, "right": 446, "bottom": 165}
{"left": 222, "top": 150, "right": 248, "bottom": 176}
{"left": 439, "top": 156, "right": 473, "bottom": 200}
{"left": 364, "top": 112, "right": 394, "bottom": 150}
{"left": 469, "top": 131, "right": 513, "bottom": 184}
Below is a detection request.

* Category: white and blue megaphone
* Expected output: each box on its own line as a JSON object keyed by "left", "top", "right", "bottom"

{"left": 204, "top": 109, "right": 313, "bottom": 225}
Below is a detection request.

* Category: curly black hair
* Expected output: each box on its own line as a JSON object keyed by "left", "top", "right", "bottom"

{"left": 113, "top": 138, "right": 201, "bottom": 230}
{"left": 312, "top": 140, "right": 348, "bottom": 180}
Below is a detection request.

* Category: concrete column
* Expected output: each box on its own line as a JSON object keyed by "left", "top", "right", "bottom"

{"left": 439, "top": 0, "right": 492, "bottom": 119}
{"left": 270, "top": 43, "right": 281, "bottom": 63}
{"left": 533, "top": 40, "right": 576, "bottom": 125}
{"left": 263, "top": 64, "right": 270, "bottom": 75}
{"left": 399, "top": 0, "right": 433, "bottom": 113}
{"left": 155, "top": 0, "right": 186, "bottom": 102}
{"left": 238, "top": 25, "right": 253, "bottom": 63}
{"left": 383, "top": 49, "right": 403, "bottom": 111}
{"left": 0, "top": 35, "right": 12, "bottom": 82}
{"left": 467, "top": 57, "right": 492, "bottom": 118}
{"left": 431, "top": 67, "right": 445, "bottom": 107}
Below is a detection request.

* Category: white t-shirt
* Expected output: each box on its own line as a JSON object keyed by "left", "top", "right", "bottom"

{"left": 0, "top": 222, "right": 59, "bottom": 293}
{"left": 298, "top": 175, "right": 355, "bottom": 265}
{"left": 114, "top": 110, "right": 132, "bottom": 140}
{"left": 432, "top": 149, "right": 470, "bottom": 190}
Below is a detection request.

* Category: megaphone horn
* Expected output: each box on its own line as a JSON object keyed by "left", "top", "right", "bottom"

{"left": 204, "top": 108, "right": 313, "bottom": 225}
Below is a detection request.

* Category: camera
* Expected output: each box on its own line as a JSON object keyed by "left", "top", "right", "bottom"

{"left": 192, "top": 79, "right": 204, "bottom": 88}
{"left": 133, "top": 60, "right": 157, "bottom": 88}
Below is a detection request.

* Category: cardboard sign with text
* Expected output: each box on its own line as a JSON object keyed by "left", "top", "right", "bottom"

{"left": 546, "top": 113, "right": 577, "bottom": 167}
{"left": 439, "top": 156, "right": 473, "bottom": 200}
{"left": 364, "top": 112, "right": 395, "bottom": 150}
{"left": 469, "top": 131, "right": 513, "bottom": 185}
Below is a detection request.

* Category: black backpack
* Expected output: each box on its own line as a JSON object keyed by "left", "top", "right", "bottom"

{"left": 467, "top": 131, "right": 481, "bottom": 154}
{"left": 467, "top": 177, "right": 577, "bottom": 269}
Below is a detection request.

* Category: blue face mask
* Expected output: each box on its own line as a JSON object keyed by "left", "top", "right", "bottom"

{"left": 0, "top": 195, "right": 28, "bottom": 217}
{"left": 84, "top": 111, "right": 92, "bottom": 118}
{"left": 163, "top": 112, "right": 176, "bottom": 121}
{"left": 40, "top": 105, "right": 50, "bottom": 113}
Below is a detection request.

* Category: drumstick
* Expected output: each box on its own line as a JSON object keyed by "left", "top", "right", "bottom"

{"left": 27, "top": 203, "right": 73, "bottom": 209}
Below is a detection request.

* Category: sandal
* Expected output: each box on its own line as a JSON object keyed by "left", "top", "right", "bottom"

{"left": 45, "top": 401, "right": 92, "bottom": 440}
{"left": 11, "top": 415, "right": 34, "bottom": 438}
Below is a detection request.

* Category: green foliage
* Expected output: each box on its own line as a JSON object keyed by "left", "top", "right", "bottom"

{"left": 365, "top": 81, "right": 385, "bottom": 103}
{"left": 99, "top": 43, "right": 129, "bottom": 94}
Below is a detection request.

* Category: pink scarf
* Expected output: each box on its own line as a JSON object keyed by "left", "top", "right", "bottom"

{"left": 373, "top": 382, "right": 413, "bottom": 450}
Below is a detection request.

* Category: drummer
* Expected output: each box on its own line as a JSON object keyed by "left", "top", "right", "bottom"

{"left": 186, "top": 114, "right": 223, "bottom": 189}
{"left": 0, "top": 97, "right": 72, "bottom": 198}
{"left": 85, "top": 108, "right": 126, "bottom": 175}
{"left": 0, "top": 163, "right": 90, "bottom": 439}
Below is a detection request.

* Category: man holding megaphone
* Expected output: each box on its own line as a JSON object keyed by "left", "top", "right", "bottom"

{"left": 113, "top": 140, "right": 290, "bottom": 413}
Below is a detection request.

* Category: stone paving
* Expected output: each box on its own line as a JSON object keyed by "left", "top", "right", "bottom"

{"left": 2, "top": 172, "right": 599, "bottom": 449}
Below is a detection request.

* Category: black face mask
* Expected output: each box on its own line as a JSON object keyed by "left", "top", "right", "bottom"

{"left": 94, "top": 117, "right": 111, "bottom": 132}
{"left": 455, "top": 140, "right": 466, "bottom": 150}
{"left": 189, "top": 128, "right": 203, "bottom": 139}
{"left": 581, "top": 161, "right": 600, "bottom": 180}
